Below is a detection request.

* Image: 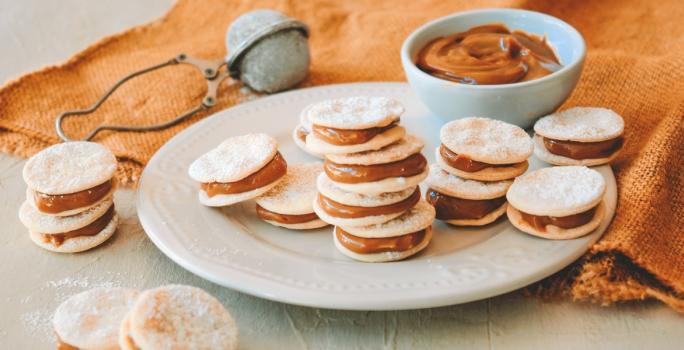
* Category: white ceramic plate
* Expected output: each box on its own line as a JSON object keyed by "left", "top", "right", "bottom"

{"left": 138, "top": 82, "right": 616, "bottom": 311}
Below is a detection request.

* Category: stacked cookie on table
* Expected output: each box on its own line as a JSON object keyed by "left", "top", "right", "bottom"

{"left": 18, "top": 142, "right": 119, "bottom": 253}
{"left": 426, "top": 117, "right": 533, "bottom": 227}
{"left": 302, "top": 96, "right": 435, "bottom": 262}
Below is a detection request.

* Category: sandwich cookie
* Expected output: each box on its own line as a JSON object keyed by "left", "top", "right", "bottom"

{"left": 506, "top": 166, "right": 606, "bottom": 240}
{"left": 292, "top": 104, "right": 325, "bottom": 158}
{"left": 314, "top": 172, "right": 420, "bottom": 227}
{"left": 23, "top": 141, "right": 117, "bottom": 217}
{"left": 534, "top": 107, "right": 625, "bottom": 166}
{"left": 53, "top": 287, "right": 139, "bottom": 350}
{"left": 437, "top": 117, "right": 533, "bottom": 181}
{"left": 189, "top": 133, "right": 287, "bottom": 207}
{"left": 305, "top": 96, "right": 406, "bottom": 155}
{"left": 255, "top": 162, "right": 328, "bottom": 230}
{"left": 333, "top": 201, "right": 435, "bottom": 262}
{"left": 119, "top": 285, "right": 238, "bottom": 350}
{"left": 19, "top": 197, "right": 118, "bottom": 253}
{"left": 425, "top": 164, "right": 511, "bottom": 226}
{"left": 322, "top": 135, "right": 428, "bottom": 195}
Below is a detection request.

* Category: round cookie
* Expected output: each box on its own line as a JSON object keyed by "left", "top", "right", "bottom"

{"left": 23, "top": 141, "right": 117, "bottom": 195}
{"left": 534, "top": 107, "right": 624, "bottom": 142}
{"left": 292, "top": 125, "right": 324, "bottom": 159}
{"left": 325, "top": 135, "right": 424, "bottom": 165}
{"left": 440, "top": 117, "right": 533, "bottom": 164}
{"left": 28, "top": 214, "right": 118, "bottom": 253}
{"left": 306, "top": 96, "right": 404, "bottom": 130}
{"left": 333, "top": 226, "right": 433, "bottom": 263}
{"left": 435, "top": 147, "right": 528, "bottom": 181}
{"left": 339, "top": 200, "right": 435, "bottom": 239}
{"left": 313, "top": 194, "right": 410, "bottom": 227}
{"left": 306, "top": 125, "right": 406, "bottom": 155}
{"left": 26, "top": 185, "right": 115, "bottom": 218}
{"left": 198, "top": 180, "right": 282, "bottom": 207}
{"left": 20, "top": 197, "right": 114, "bottom": 234}
{"left": 188, "top": 133, "right": 278, "bottom": 183}
{"left": 506, "top": 166, "right": 606, "bottom": 217}
{"left": 507, "top": 201, "right": 605, "bottom": 240}
{"left": 256, "top": 163, "right": 328, "bottom": 230}
{"left": 120, "top": 285, "right": 238, "bottom": 350}
{"left": 533, "top": 134, "right": 620, "bottom": 166}
{"left": 317, "top": 173, "right": 416, "bottom": 206}
{"left": 54, "top": 287, "right": 139, "bottom": 350}
{"left": 326, "top": 166, "right": 428, "bottom": 195}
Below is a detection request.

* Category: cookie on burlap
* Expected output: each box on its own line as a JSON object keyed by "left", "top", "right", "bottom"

{"left": 533, "top": 107, "right": 625, "bottom": 166}
{"left": 332, "top": 201, "right": 435, "bottom": 262}
{"left": 255, "top": 163, "right": 328, "bottom": 230}
{"left": 119, "top": 285, "right": 238, "bottom": 350}
{"left": 53, "top": 287, "right": 139, "bottom": 350}
{"left": 506, "top": 166, "right": 606, "bottom": 239}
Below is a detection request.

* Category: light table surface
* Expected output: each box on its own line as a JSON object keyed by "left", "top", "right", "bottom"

{"left": 0, "top": 1, "right": 682, "bottom": 348}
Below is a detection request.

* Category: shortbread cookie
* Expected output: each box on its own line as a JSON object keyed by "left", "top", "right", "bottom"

{"left": 325, "top": 135, "right": 424, "bottom": 165}
{"left": 256, "top": 163, "right": 328, "bottom": 230}
{"left": 20, "top": 198, "right": 118, "bottom": 253}
{"left": 333, "top": 201, "right": 435, "bottom": 262}
{"left": 425, "top": 164, "right": 511, "bottom": 226}
{"left": 54, "top": 287, "right": 139, "bottom": 350}
{"left": 438, "top": 117, "right": 533, "bottom": 181}
{"left": 23, "top": 141, "right": 117, "bottom": 216}
{"left": 534, "top": 107, "right": 625, "bottom": 166}
{"left": 316, "top": 172, "right": 417, "bottom": 206}
{"left": 188, "top": 134, "right": 287, "bottom": 207}
{"left": 292, "top": 104, "right": 324, "bottom": 158}
{"left": 314, "top": 187, "right": 421, "bottom": 227}
{"left": 119, "top": 285, "right": 238, "bottom": 350}
{"left": 506, "top": 166, "right": 606, "bottom": 239}
{"left": 304, "top": 96, "right": 406, "bottom": 154}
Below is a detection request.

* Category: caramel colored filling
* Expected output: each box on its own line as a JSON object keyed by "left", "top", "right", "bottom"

{"left": 543, "top": 136, "right": 624, "bottom": 160}
{"left": 415, "top": 23, "right": 561, "bottom": 85}
{"left": 324, "top": 153, "right": 427, "bottom": 184}
{"left": 318, "top": 188, "right": 420, "bottom": 219}
{"left": 426, "top": 188, "right": 506, "bottom": 221}
{"left": 256, "top": 204, "right": 320, "bottom": 224}
{"left": 439, "top": 144, "right": 517, "bottom": 172}
{"left": 519, "top": 206, "right": 597, "bottom": 232}
{"left": 336, "top": 227, "right": 426, "bottom": 254}
{"left": 34, "top": 179, "right": 112, "bottom": 214}
{"left": 312, "top": 121, "right": 398, "bottom": 146}
{"left": 201, "top": 152, "right": 287, "bottom": 197}
{"left": 296, "top": 126, "right": 309, "bottom": 143}
{"left": 56, "top": 335, "right": 79, "bottom": 350}
{"left": 41, "top": 205, "right": 115, "bottom": 247}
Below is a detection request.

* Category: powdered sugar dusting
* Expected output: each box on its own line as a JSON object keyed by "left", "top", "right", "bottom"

{"left": 19, "top": 197, "right": 113, "bottom": 234}
{"left": 256, "top": 162, "right": 322, "bottom": 215}
{"left": 534, "top": 107, "right": 625, "bottom": 141}
{"left": 440, "top": 117, "right": 533, "bottom": 164}
{"left": 188, "top": 133, "right": 278, "bottom": 183}
{"left": 342, "top": 201, "right": 435, "bottom": 237}
{"left": 506, "top": 166, "right": 606, "bottom": 215}
{"left": 425, "top": 164, "right": 511, "bottom": 199}
{"left": 317, "top": 172, "right": 416, "bottom": 206}
{"left": 326, "top": 134, "right": 424, "bottom": 165}
{"left": 23, "top": 141, "right": 117, "bottom": 195}
{"left": 307, "top": 96, "right": 404, "bottom": 129}
{"left": 53, "top": 288, "right": 139, "bottom": 349}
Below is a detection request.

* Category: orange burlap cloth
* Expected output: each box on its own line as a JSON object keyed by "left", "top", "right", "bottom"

{"left": 1, "top": 0, "right": 682, "bottom": 310}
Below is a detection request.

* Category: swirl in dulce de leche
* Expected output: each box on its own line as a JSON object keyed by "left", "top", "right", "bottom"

{"left": 415, "top": 23, "right": 562, "bottom": 85}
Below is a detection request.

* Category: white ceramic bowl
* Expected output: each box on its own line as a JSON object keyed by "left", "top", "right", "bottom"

{"left": 401, "top": 8, "right": 586, "bottom": 128}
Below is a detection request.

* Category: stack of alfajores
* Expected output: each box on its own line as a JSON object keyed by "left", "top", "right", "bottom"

{"left": 303, "top": 96, "right": 435, "bottom": 262}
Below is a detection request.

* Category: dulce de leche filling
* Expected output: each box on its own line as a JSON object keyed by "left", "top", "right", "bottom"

{"left": 312, "top": 121, "right": 398, "bottom": 146}
{"left": 201, "top": 152, "right": 287, "bottom": 197}
{"left": 336, "top": 227, "right": 427, "bottom": 254}
{"left": 543, "top": 136, "right": 624, "bottom": 160}
{"left": 415, "top": 23, "right": 561, "bottom": 85}
{"left": 41, "top": 205, "right": 115, "bottom": 247}
{"left": 296, "top": 126, "right": 309, "bottom": 143}
{"left": 56, "top": 334, "right": 79, "bottom": 350}
{"left": 519, "top": 206, "right": 597, "bottom": 232}
{"left": 318, "top": 188, "right": 420, "bottom": 218}
{"left": 439, "top": 144, "right": 517, "bottom": 172}
{"left": 34, "top": 179, "right": 112, "bottom": 214}
{"left": 324, "top": 153, "right": 427, "bottom": 184}
{"left": 426, "top": 188, "right": 506, "bottom": 221}
{"left": 256, "top": 204, "right": 320, "bottom": 224}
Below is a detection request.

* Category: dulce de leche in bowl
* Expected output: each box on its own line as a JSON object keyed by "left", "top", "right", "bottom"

{"left": 401, "top": 9, "right": 586, "bottom": 128}
{"left": 415, "top": 24, "right": 562, "bottom": 85}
